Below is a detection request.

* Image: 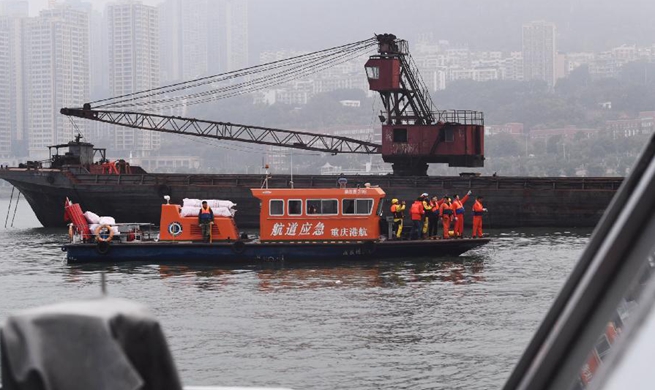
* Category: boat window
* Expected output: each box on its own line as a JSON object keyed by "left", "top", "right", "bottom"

{"left": 306, "top": 199, "right": 338, "bottom": 215}
{"left": 288, "top": 199, "right": 302, "bottom": 216}
{"left": 342, "top": 199, "right": 355, "bottom": 214}
{"left": 269, "top": 199, "right": 284, "bottom": 216}
{"left": 342, "top": 199, "right": 373, "bottom": 215}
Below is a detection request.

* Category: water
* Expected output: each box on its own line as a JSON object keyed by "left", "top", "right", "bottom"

{"left": 0, "top": 199, "right": 591, "bottom": 389}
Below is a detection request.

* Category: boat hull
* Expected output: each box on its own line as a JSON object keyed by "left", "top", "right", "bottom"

{"left": 1, "top": 169, "right": 621, "bottom": 228}
{"left": 63, "top": 239, "right": 491, "bottom": 265}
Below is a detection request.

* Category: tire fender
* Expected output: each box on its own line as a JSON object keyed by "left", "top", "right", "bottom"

{"left": 96, "top": 240, "right": 111, "bottom": 255}
{"left": 231, "top": 240, "right": 246, "bottom": 254}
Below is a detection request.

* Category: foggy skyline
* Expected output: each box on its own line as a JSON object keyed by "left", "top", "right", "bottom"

{"left": 21, "top": 0, "right": 655, "bottom": 55}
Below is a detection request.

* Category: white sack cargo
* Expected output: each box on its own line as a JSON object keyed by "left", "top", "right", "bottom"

{"left": 179, "top": 206, "right": 235, "bottom": 218}
{"left": 182, "top": 198, "right": 236, "bottom": 210}
{"left": 98, "top": 216, "right": 116, "bottom": 225}
{"left": 83, "top": 211, "right": 100, "bottom": 225}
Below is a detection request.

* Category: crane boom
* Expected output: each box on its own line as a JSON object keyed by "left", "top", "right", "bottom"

{"left": 60, "top": 106, "right": 381, "bottom": 155}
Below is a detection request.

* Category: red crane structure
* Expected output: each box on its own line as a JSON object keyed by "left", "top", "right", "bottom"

{"left": 61, "top": 34, "right": 484, "bottom": 176}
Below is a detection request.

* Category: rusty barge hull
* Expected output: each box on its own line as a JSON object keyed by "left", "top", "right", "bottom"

{"left": 0, "top": 170, "right": 621, "bottom": 229}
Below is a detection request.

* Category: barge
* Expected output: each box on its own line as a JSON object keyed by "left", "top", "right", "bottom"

{"left": 0, "top": 140, "right": 621, "bottom": 229}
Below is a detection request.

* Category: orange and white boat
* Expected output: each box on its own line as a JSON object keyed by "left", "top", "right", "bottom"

{"left": 62, "top": 185, "right": 490, "bottom": 264}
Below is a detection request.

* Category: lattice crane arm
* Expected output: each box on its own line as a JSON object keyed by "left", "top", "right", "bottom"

{"left": 60, "top": 106, "right": 381, "bottom": 155}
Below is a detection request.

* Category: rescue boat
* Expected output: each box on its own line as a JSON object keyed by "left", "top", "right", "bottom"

{"left": 62, "top": 186, "right": 490, "bottom": 264}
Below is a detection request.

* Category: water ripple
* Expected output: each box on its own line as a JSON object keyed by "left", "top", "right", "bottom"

{"left": 0, "top": 212, "right": 589, "bottom": 389}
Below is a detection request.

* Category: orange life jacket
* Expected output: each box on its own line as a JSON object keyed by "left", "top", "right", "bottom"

{"left": 452, "top": 200, "right": 463, "bottom": 215}
{"left": 473, "top": 200, "right": 484, "bottom": 216}
{"left": 410, "top": 201, "right": 424, "bottom": 220}
{"left": 440, "top": 202, "right": 453, "bottom": 216}
{"left": 391, "top": 204, "right": 405, "bottom": 219}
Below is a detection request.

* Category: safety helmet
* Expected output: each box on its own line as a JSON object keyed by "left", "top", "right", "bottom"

{"left": 391, "top": 198, "right": 399, "bottom": 204}
{"left": 421, "top": 192, "right": 428, "bottom": 197}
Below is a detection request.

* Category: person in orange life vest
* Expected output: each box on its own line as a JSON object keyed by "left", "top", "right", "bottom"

{"left": 471, "top": 196, "right": 488, "bottom": 238}
{"left": 439, "top": 196, "right": 454, "bottom": 239}
{"left": 420, "top": 193, "right": 433, "bottom": 238}
{"left": 427, "top": 196, "right": 441, "bottom": 238}
{"left": 390, "top": 198, "right": 406, "bottom": 239}
{"left": 198, "top": 200, "right": 214, "bottom": 242}
{"left": 409, "top": 197, "right": 425, "bottom": 240}
{"left": 452, "top": 190, "right": 472, "bottom": 238}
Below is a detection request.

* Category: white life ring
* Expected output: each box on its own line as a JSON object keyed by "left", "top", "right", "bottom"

{"left": 168, "top": 222, "right": 183, "bottom": 236}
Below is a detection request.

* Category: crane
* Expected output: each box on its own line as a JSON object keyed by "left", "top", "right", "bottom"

{"left": 61, "top": 34, "right": 484, "bottom": 176}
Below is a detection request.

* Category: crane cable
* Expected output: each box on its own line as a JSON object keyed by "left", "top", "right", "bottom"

{"left": 120, "top": 44, "right": 375, "bottom": 111}
{"left": 100, "top": 42, "right": 374, "bottom": 109}
{"left": 92, "top": 37, "right": 378, "bottom": 111}
{"left": 99, "top": 41, "right": 376, "bottom": 110}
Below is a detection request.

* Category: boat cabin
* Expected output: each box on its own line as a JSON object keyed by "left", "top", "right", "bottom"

{"left": 251, "top": 187, "right": 386, "bottom": 242}
{"left": 159, "top": 204, "right": 239, "bottom": 242}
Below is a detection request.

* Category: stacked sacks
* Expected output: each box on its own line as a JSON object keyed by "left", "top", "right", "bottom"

{"left": 180, "top": 198, "right": 237, "bottom": 218}
{"left": 83, "top": 211, "right": 120, "bottom": 236}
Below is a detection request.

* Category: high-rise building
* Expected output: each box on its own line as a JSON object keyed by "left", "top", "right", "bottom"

{"left": 106, "top": 0, "right": 160, "bottom": 155}
{"left": 23, "top": 4, "right": 89, "bottom": 159}
{"left": 0, "top": 1, "right": 28, "bottom": 157}
{"left": 159, "top": 0, "right": 209, "bottom": 83}
{"left": 0, "top": 21, "right": 10, "bottom": 156}
{"left": 522, "top": 21, "right": 556, "bottom": 87}
{"left": 225, "top": 0, "right": 248, "bottom": 72}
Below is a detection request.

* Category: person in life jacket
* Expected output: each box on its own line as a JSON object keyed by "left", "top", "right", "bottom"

{"left": 198, "top": 200, "right": 214, "bottom": 242}
{"left": 439, "top": 196, "right": 454, "bottom": 239}
{"left": 390, "top": 199, "right": 406, "bottom": 240}
{"left": 427, "top": 196, "right": 442, "bottom": 238}
{"left": 452, "top": 190, "right": 472, "bottom": 238}
{"left": 409, "top": 197, "right": 425, "bottom": 240}
{"left": 472, "top": 196, "right": 488, "bottom": 238}
{"left": 420, "top": 193, "right": 432, "bottom": 238}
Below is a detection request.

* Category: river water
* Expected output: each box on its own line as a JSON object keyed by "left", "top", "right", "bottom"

{"left": 0, "top": 199, "right": 591, "bottom": 389}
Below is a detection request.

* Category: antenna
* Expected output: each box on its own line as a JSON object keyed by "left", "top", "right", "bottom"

{"left": 261, "top": 164, "right": 270, "bottom": 189}
{"left": 289, "top": 153, "right": 294, "bottom": 189}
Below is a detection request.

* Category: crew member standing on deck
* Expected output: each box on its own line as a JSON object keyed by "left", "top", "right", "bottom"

{"left": 421, "top": 193, "right": 432, "bottom": 238}
{"left": 198, "top": 201, "right": 214, "bottom": 242}
{"left": 452, "top": 190, "right": 472, "bottom": 238}
{"left": 428, "top": 196, "right": 441, "bottom": 238}
{"left": 390, "top": 199, "right": 406, "bottom": 240}
{"left": 409, "top": 197, "right": 425, "bottom": 240}
{"left": 439, "top": 196, "right": 454, "bottom": 239}
{"left": 471, "top": 196, "right": 488, "bottom": 238}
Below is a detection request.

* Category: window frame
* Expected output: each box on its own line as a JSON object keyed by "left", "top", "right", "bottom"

{"left": 269, "top": 199, "right": 284, "bottom": 216}
{"left": 306, "top": 198, "right": 339, "bottom": 216}
{"left": 393, "top": 128, "right": 408, "bottom": 143}
{"left": 365, "top": 66, "right": 380, "bottom": 80}
{"left": 342, "top": 198, "right": 374, "bottom": 215}
{"left": 288, "top": 199, "right": 303, "bottom": 216}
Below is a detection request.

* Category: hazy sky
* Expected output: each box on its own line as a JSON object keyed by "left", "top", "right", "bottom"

{"left": 27, "top": 0, "right": 160, "bottom": 15}
{"left": 23, "top": 0, "right": 655, "bottom": 54}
